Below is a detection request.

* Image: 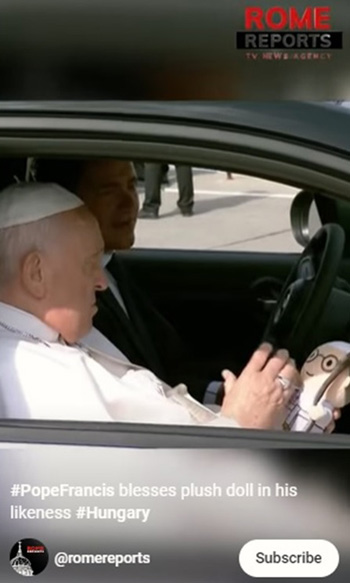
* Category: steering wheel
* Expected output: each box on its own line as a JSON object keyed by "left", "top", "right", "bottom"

{"left": 263, "top": 224, "right": 345, "bottom": 360}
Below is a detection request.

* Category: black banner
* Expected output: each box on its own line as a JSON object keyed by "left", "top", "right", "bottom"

{"left": 236, "top": 31, "right": 343, "bottom": 50}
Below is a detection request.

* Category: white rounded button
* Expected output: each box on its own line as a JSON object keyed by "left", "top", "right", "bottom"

{"left": 239, "top": 539, "right": 339, "bottom": 578}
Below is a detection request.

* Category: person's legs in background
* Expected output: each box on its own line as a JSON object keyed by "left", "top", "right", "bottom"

{"left": 134, "top": 162, "right": 145, "bottom": 182}
{"left": 176, "top": 165, "right": 194, "bottom": 216}
{"left": 161, "top": 163, "right": 170, "bottom": 185}
{"left": 139, "top": 163, "right": 162, "bottom": 218}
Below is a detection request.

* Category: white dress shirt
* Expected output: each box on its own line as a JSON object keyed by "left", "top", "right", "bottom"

{"left": 81, "top": 252, "right": 130, "bottom": 359}
{"left": 0, "top": 302, "right": 238, "bottom": 427}
{"left": 102, "top": 252, "right": 128, "bottom": 314}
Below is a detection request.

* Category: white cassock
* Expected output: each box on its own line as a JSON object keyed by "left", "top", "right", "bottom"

{"left": 0, "top": 302, "right": 239, "bottom": 427}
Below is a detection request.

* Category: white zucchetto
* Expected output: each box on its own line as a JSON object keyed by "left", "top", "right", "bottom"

{"left": 0, "top": 182, "right": 83, "bottom": 228}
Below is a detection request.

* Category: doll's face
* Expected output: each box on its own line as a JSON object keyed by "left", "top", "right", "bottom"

{"left": 300, "top": 345, "right": 347, "bottom": 380}
{"left": 300, "top": 343, "right": 350, "bottom": 408}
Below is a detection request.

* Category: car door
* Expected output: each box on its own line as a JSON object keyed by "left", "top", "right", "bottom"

{"left": 0, "top": 422, "right": 349, "bottom": 582}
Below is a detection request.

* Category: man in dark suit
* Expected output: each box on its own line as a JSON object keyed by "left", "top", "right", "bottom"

{"left": 35, "top": 158, "right": 197, "bottom": 392}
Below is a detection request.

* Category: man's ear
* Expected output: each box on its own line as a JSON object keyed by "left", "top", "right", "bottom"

{"left": 21, "top": 251, "right": 47, "bottom": 299}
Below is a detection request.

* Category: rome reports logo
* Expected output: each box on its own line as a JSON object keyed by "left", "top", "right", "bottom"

{"left": 9, "top": 539, "right": 49, "bottom": 577}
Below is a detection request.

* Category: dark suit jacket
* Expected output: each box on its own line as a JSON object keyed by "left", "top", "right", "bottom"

{"left": 93, "top": 254, "right": 184, "bottom": 387}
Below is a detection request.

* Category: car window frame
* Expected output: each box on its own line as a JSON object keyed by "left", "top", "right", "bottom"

{"left": 0, "top": 420, "right": 349, "bottom": 448}
{"left": 0, "top": 114, "right": 349, "bottom": 200}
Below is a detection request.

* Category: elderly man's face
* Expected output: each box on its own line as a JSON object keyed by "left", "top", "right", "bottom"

{"left": 77, "top": 160, "right": 139, "bottom": 251}
{"left": 43, "top": 208, "right": 108, "bottom": 343}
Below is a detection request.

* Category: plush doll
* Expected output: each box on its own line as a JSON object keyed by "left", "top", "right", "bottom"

{"left": 283, "top": 341, "right": 350, "bottom": 433}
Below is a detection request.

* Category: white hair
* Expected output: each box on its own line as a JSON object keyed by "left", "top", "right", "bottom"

{"left": 0, "top": 212, "right": 69, "bottom": 289}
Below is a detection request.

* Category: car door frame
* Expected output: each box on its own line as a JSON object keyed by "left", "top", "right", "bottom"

{"left": 0, "top": 112, "right": 349, "bottom": 197}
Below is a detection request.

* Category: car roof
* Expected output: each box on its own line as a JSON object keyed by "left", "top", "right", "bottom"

{"left": 0, "top": 101, "right": 349, "bottom": 156}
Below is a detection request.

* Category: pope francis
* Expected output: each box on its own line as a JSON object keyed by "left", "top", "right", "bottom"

{"left": 0, "top": 182, "right": 298, "bottom": 428}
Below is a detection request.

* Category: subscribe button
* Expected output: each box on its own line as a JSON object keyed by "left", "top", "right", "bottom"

{"left": 239, "top": 540, "right": 339, "bottom": 578}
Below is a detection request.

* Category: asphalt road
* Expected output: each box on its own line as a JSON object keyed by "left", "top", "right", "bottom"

{"left": 135, "top": 168, "right": 303, "bottom": 253}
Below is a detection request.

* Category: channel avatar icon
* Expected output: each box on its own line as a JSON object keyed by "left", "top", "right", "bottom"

{"left": 10, "top": 539, "right": 49, "bottom": 577}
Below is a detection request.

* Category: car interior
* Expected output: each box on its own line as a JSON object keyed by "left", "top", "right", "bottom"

{"left": 0, "top": 153, "right": 350, "bottom": 435}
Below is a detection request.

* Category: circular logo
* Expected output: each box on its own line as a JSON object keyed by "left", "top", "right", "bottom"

{"left": 9, "top": 539, "right": 49, "bottom": 577}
